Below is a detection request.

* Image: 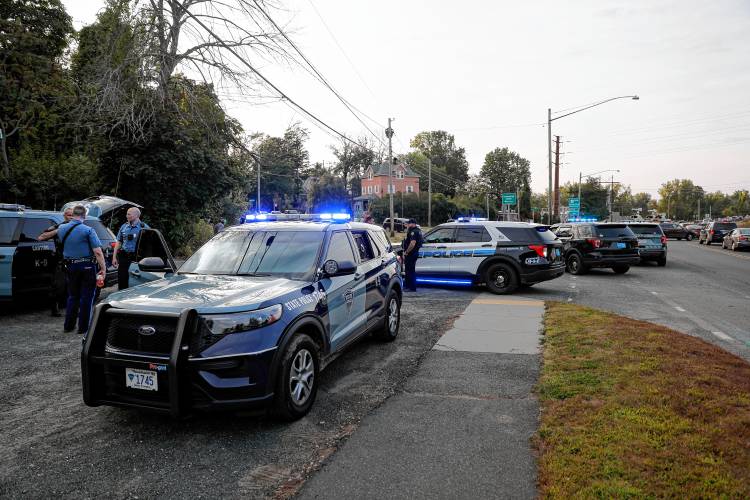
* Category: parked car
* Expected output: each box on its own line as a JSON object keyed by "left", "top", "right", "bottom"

{"left": 62, "top": 195, "right": 143, "bottom": 232}
{"left": 0, "top": 205, "right": 118, "bottom": 306}
{"left": 659, "top": 222, "right": 693, "bottom": 240}
{"left": 699, "top": 221, "right": 738, "bottom": 245}
{"left": 551, "top": 222, "right": 640, "bottom": 275}
{"left": 414, "top": 220, "right": 564, "bottom": 294}
{"left": 82, "top": 215, "right": 403, "bottom": 419}
{"left": 721, "top": 228, "right": 750, "bottom": 251}
{"left": 382, "top": 217, "right": 409, "bottom": 232}
{"left": 684, "top": 223, "right": 704, "bottom": 239}
{"left": 627, "top": 223, "right": 667, "bottom": 266}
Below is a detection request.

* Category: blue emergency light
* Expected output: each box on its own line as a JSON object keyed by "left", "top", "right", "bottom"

{"left": 456, "top": 217, "right": 488, "bottom": 223}
{"left": 243, "top": 212, "right": 352, "bottom": 223}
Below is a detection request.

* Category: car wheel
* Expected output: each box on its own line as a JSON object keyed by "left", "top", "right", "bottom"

{"left": 613, "top": 265, "right": 630, "bottom": 274}
{"left": 273, "top": 333, "right": 320, "bottom": 421}
{"left": 485, "top": 263, "right": 518, "bottom": 294}
{"left": 732, "top": 242, "right": 738, "bottom": 252}
{"left": 677, "top": 237, "right": 682, "bottom": 241}
{"left": 566, "top": 253, "right": 587, "bottom": 275}
{"left": 686, "top": 233, "right": 693, "bottom": 241}
{"left": 657, "top": 257, "right": 667, "bottom": 267}
{"left": 376, "top": 290, "right": 401, "bottom": 342}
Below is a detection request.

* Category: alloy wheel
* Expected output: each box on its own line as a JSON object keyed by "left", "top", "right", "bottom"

{"left": 388, "top": 297, "right": 399, "bottom": 334}
{"left": 289, "top": 349, "right": 314, "bottom": 406}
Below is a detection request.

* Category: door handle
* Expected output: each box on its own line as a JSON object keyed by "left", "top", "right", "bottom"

{"left": 435, "top": 246, "right": 447, "bottom": 249}
{"left": 130, "top": 270, "right": 141, "bottom": 277}
{"left": 481, "top": 244, "right": 493, "bottom": 247}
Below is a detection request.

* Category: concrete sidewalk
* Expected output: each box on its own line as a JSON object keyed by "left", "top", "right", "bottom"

{"left": 298, "top": 294, "right": 544, "bottom": 500}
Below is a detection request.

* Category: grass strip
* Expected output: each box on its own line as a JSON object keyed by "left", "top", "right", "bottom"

{"left": 536, "top": 302, "right": 750, "bottom": 498}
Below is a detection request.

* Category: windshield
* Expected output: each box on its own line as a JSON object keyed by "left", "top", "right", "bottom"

{"left": 629, "top": 225, "right": 662, "bottom": 236}
{"left": 714, "top": 223, "right": 737, "bottom": 230}
{"left": 179, "top": 230, "right": 324, "bottom": 279}
{"left": 593, "top": 225, "right": 636, "bottom": 238}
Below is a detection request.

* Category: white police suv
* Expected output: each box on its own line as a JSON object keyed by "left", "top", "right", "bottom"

{"left": 415, "top": 219, "right": 565, "bottom": 294}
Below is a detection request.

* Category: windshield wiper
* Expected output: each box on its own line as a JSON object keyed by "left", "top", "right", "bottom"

{"left": 237, "top": 272, "right": 272, "bottom": 277}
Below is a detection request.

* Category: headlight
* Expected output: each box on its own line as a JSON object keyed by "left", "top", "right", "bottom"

{"left": 198, "top": 304, "right": 283, "bottom": 335}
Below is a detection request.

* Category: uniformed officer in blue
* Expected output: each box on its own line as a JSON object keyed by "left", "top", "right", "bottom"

{"left": 402, "top": 218, "right": 423, "bottom": 292}
{"left": 57, "top": 205, "right": 107, "bottom": 334}
{"left": 112, "top": 207, "right": 149, "bottom": 290}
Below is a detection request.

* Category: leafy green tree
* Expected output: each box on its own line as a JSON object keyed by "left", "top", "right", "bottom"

{"left": 307, "top": 172, "right": 349, "bottom": 212}
{"left": 253, "top": 124, "right": 309, "bottom": 212}
{"left": 410, "top": 131, "right": 469, "bottom": 196}
{"left": 330, "top": 136, "right": 380, "bottom": 197}
{"left": 562, "top": 179, "right": 609, "bottom": 220}
{"left": 480, "top": 147, "right": 532, "bottom": 218}
{"left": 0, "top": 0, "right": 73, "bottom": 178}
{"left": 657, "top": 179, "right": 705, "bottom": 220}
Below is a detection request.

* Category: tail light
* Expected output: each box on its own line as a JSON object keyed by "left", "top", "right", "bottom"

{"left": 660, "top": 235, "right": 667, "bottom": 245}
{"left": 586, "top": 238, "right": 602, "bottom": 248}
{"left": 528, "top": 245, "right": 547, "bottom": 258}
{"left": 110, "top": 242, "right": 117, "bottom": 248}
{"left": 710, "top": 230, "right": 715, "bottom": 235}
{"left": 740, "top": 236, "right": 748, "bottom": 241}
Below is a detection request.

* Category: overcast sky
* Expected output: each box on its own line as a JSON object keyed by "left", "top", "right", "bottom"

{"left": 62, "top": 0, "right": 750, "bottom": 198}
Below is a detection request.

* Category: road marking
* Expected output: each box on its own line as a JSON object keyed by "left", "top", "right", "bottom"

{"left": 674, "top": 306, "right": 686, "bottom": 312}
{"left": 650, "top": 291, "right": 658, "bottom": 295}
{"left": 569, "top": 284, "right": 576, "bottom": 289}
{"left": 712, "top": 331, "right": 734, "bottom": 342}
{"left": 473, "top": 298, "right": 544, "bottom": 307}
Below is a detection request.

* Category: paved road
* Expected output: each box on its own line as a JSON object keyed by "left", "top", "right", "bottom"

{"left": 516, "top": 239, "right": 750, "bottom": 362}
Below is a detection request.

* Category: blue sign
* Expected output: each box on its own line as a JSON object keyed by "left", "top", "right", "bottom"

{"left": 568, "top": 197, "right": 580, "bottom": 209}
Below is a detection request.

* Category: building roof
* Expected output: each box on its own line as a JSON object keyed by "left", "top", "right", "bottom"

{"left": 369, "top": 162, "right": 420, "bottom": 178}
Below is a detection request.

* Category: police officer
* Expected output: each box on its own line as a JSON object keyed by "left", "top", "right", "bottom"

{"left": 57, "top": 205, "right": 106, "bottom": 334}
{"left": 112, "top": 207, "right": 149, "bottom": 290}
{"left": 38, "top": 207, "right": 74, "bottom": 316}
{"left": 402, "top": 218, "right": 423, "bottom": 292}
{"left": 213, "top": 218, "right": 225, "bottom": 234}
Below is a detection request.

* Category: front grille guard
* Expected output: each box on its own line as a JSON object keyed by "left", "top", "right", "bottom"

{"left": 82, "top": 303, "right": 197, "bottom": 418}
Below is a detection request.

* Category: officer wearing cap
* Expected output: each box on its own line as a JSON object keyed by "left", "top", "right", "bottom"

{"left": 57, "top": 205, "right": 106, "bottom": 334}
{"left": 402, "top": 218, "right": 423, "bottom": 292}
{"left": 112, "top": 207, "right": 149, "bottom": 290}
{"left": 38, "top": 207, "right": 74, "bottom": 317}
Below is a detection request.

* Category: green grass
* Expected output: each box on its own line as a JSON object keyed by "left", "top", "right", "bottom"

{"left": 536, "top": 303, "right": 750, "bottom": 498}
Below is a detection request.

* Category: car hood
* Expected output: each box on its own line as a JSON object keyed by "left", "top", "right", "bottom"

{"left": 62, "top": 195, "right": 142, "bottom": 220}
{"left": 106, "top": 274, "right": 306, "bottom": 314}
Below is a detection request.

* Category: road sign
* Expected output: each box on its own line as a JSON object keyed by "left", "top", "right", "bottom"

{"left": 568, "top": 197, "right": 580, "bottom": 209}
{"left": 501, "top": 192, "right": 517, "bottom": 205}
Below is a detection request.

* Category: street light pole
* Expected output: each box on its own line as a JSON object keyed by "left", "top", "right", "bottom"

{"left": 427, "top": 157, "right": 432, "bottom": 228}
{"left": 548, "top": 95, "right": 639, "bottom": 223}
{"left": 386, "top": 118, "right": 395, "bottom": 237}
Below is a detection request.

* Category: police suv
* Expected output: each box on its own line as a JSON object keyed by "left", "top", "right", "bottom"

{"left": 81, "top": 214, "right": 402, "bottom": 420}
{"left": 0, "top": 204, "right": 118, "bottom": 304}
{"left": 415, "top": 219, "right": 565, "bottom": 294}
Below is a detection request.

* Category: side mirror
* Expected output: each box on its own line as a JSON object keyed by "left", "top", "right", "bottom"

{"left": 321, "top": 259, "right": 356, "bottom": 277}
{"left": 139, "top": 256, "right": 167, "bottom": 272}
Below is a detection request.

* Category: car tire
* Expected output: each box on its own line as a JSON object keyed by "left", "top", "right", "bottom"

{"left": 566, "top": 253, "right": 587, "bottom": 275}
{"left": 485, "top": 263, "right": 518, "bottom": 294}
{"left": 272, "top": 333, "right": 320, "bottom": 421}
{"left": 686, "top": 234, "right": 693, "bottom": 241}
{"left": 657, "top": 257, "right": 667, "bottom": 267}
{"left": 612, "top": 265, "right": 630, "bottom": 274}
{"left": 677, "top": 237, "right": 682, "bottom": 241}
{"left": 733, "top": 242, "right": 738, "bottom": 252}
{"left": 375, "top": 290, "right": 401, "bottom": 342}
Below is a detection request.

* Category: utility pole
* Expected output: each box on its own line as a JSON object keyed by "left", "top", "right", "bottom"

{"left": 257, "top": 157, "right": 261, "bottom": 213}
{"left": 547, "top": 108, "right": 552, "bottom": 224}
{"left": 427, "top": 157, "right": 432, "bottom": 228}
{"left": 608, "top": 174, "right": 614, "bottom": 221}
{"left": 553, "top": 135, "right": 561, "bottom": 222}
{"left": 485, "top": 192, "right": 489, "bottom": 218}
{"left": 386, "top": 118, "right": 395, "bottom": 236}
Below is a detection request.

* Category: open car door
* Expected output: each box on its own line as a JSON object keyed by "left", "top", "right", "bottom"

{"left": 128, "top": 229, "right": 177, "bottom": 287}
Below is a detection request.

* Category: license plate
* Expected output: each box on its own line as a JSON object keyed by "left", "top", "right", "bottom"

{"left": 612, "top": 242, "right": 626, "bottom": 249}
{"left": 555, "top": 248, "right": 561, "bottom": 257}
{"left": 125, "top": 368, "right": 158, "bottom": 391}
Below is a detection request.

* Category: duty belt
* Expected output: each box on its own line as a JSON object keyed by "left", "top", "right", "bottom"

{"left": 65, "top": 257, "right": 96, "bottom": 264}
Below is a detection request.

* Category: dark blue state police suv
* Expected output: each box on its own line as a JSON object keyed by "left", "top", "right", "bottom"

{"left": 81, "top": 214, "right": 402, "bottom": 420}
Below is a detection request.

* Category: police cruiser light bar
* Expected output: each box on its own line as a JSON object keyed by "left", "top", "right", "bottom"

{"left": 569, "top": 216, "right": 598, "bottom": 222}
{"left": 456, "top": 217, "right": 488, "bottom": 223}
{"left": 243, "top": 213, "right": 352, "bottom": 223}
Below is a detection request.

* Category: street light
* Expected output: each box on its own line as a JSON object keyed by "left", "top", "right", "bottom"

{"left": 547, "top": 95, "right": 639, "bottom": 223}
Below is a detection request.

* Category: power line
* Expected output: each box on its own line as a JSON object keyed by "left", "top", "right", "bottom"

{"left": 172, "top": 0, "right": 367, "bottom": 152}
{"left": 250, "top": 0, "right": 385, "bottom": 147}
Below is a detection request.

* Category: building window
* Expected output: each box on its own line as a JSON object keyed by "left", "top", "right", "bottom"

{"left": 375, "top": 185, "right": 379, "bottom": 193}
{"left": 407, "top": 185, "right": 413, "bottom": 193}
{"left": 396, "top": 170, "right": 404, "bottom": 179}
{"left": 368, "top": 170, "right": 373, "bottom": 180}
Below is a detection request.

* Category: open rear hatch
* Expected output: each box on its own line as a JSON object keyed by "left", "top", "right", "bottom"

{"left": 62, "top": 196, "right": 143, "bottom": 230}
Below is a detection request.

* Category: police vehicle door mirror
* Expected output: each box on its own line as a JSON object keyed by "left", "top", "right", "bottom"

{"left": 138, "top": 256, "right": 168, "bottom": 271}
{"left": 321, "top": 259, "right": 356, "bottom": 277}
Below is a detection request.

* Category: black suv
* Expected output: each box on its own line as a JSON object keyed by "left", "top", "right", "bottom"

{"left": 551, "top": 222, "right": 639, "bottom": 275}
{"left": 382, "top": 218, "right": 409, "bottom": 232}
{"left": 659, "top": 222, "right": 693, "bottom": 240}
{"left": 628, "top": 223, "right": 667, "bottom": 266}
{"left": 699, "top": 221, "right": 738, "bottom": 245}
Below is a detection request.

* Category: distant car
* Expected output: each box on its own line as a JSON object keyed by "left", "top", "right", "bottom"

{"left": 684, "top": 224, "right": 704, "bottom": 239}
{"left": 551, "top": 222, "right": 640, "bottom": 275}
{"left": 721, "top": 228, "right": 750, "bottom": 251}
{"left": 382, "top": 218, "right": 409, "bottom": 232}
{"left": 699, "top": 221, "right": 738, "bottom": 245}
{"left": 627, "top": 223, "right": 667, "bottom": 266}
{"left": 659, "top": 222, "right": 692, "bottom": 240}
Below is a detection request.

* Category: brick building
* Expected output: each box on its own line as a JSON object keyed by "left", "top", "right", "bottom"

{"left": 360, "top": 162, "right": 420, "bottom": 197}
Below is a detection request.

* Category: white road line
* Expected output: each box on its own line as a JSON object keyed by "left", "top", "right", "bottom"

{"left": 569, "top": 284, "right": 576, "bottom": 289}
{"left": 650, "top": 291, "right": 658, "bottom": 295}
{"left": 712, "top": 331, "right": 734, "bottom": 342}
{"left": 674, "top": 306, "right": 686, "bottom": 312}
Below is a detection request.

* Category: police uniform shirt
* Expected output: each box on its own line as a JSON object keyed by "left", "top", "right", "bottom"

{"left": 404, "top": 226, "right": 423, "bottom": 254}
{"left": 57, "top": 220, "right": 102, "bottom": 259}
{"left": 117, "top": 221, "right": 150, "bottom": 253}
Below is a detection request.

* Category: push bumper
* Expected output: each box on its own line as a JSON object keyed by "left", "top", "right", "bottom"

{"left": 81, "top": 304, "right": 276, "bottom": 417}
{"left": 583, "top": 253, "right": 640, "bottom": 268}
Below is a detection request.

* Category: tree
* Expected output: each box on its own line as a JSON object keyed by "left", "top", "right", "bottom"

{"left": 562, "top": 179, "right": 609, "bottom": 220}
{"left": 0, "top": 0, "right": 73, "bottom": 177}
{"left": 307, "top": 172, "right": 349, "bottom": 212}
{"left": 252, "top": 124, "right": 309, "bottom": 212}
{"left": 410, "top": 131, "right": 469, "bottom": 195}
{"left": 480, "top": 147, "right": 532, "bottom": 218}
{"left": 330, "top": 136, "right": 380, "bottom": 197}
{"left": 657, "top": 179, "right": 704, "bottom": 220}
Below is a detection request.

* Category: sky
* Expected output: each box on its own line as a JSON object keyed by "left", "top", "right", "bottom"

{"left": 62, "top": 0, "right": 750, "bottom": 199}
